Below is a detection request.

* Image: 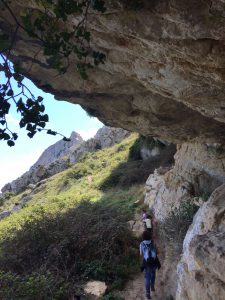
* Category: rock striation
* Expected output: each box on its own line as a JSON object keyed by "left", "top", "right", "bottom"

{"left": 2, "top": 1, "right": 225, "bottom": 142}
{"left": 33, "top": 131, "right": 83, "bottom": 167}
{"left": 1, "top": 126, "right": 129, "bottom": 194}
{"left": 176, "top": 184, "right": 225, "bottom": 300}
{"left": 144, "top": 141, "right": 225, "bottom": 299}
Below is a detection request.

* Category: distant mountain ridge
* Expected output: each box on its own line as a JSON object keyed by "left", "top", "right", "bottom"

{"left": 33, "top": 131, "right": 83, "bottom": 167}
{"left": 2, "top": 127, "right": 130, "bottom": 194}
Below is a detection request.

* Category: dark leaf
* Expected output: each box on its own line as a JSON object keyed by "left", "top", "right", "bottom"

{"left": 3, "top": 132, "right": 10, "bottom": 140}
{"left": 7, "top": 140, "right": 15, "bottom": 147}
{"left": 41, "top": 114, "right": 49, "bottom": 122}
{"left": 47, "top": 129, "right": 56, "bottom": 135}
{"left": 38, "top": 121, "right": 46, "bottom": 128}
{"left": 12, "top": 133, "right": 18, "bottom": 140}
{"left": 7, "top": 89, "right": 13, "bottom": 96}
{"left": 63, "top": 137, "right": 71, "bottom": 142}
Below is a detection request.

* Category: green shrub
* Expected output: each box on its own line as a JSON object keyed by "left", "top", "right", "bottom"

{"left": 0, "top": 202, "right": 138, "bottom": 299}
{"left": 0, "top": 271, "right": 71, "bottom": 300}
{"left": 0, "top": 191, "right": 15, "bottom": 206}
{"left": 128, "top": 135, "right": 165, "bottom": 161}
{"left": 100, "top": 293, "right": 124, "bottom": 300}
{"left": 160, "top": 201, "right": 198, "bottom": 251}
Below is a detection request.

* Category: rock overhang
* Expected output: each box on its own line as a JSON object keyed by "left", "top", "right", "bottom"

{"left": 2, "top": 0, "right": 225, "bottom": 143}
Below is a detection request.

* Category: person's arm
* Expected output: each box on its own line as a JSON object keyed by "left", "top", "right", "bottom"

{"left": 140, "top": 243, "right": 145, "bottom": 272}
{"left": 140, "top": 243, "right": 143, "bottom": 257}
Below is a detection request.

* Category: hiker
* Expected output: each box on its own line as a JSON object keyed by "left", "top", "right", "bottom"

{"left": 140, "top": 230, "right": 161, "bottom": 299}
{"left": 142, "top": 209, "right": 148, "bottom": 221}
{"left": 143, "top": 214, "right": 152, "bottom": 233}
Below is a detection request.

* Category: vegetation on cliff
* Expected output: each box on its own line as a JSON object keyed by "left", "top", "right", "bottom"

{"left": 0, "top": 134, "right": 149, "bottom": 299}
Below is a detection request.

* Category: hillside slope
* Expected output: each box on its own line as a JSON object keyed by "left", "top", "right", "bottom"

{"left": 1, "top": 127, "right": 130, "bottom": 195}
{"left": 0, "top": 133, "right": 169, "bottom": 300}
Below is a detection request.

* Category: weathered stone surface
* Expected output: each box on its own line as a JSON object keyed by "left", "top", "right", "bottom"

{"left": 176, "top": 184, "right": 225, "bottom": 300}
{"left": 144, "top": 169, "right": 193, "bottom": 221}
{"left": 94, "top": 126, "right": 130, "bottom": 148}
{"left": 2, "top": 2, "right": 225, "bottom": 299}
{"left": 144, "top": 142, "right": 225, "bottom": 299}
{"left": 145, "top": 141, "right": 225, "bottom": 220}
{"left": 33, "top": 132, "right": 83, "bottom": 167}
{"left": 84, "top": 281, "right": 107, "bottom": 299}
{"left": 2, "top": 1, "right": 225, "bottom": 142}
{"left": 1, "top": 131, "right": 82, "bottom": 194}
{"left": 170, "top": 142, "right": 225, "bottom": 195}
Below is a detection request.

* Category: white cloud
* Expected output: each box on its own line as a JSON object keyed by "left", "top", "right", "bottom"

{"left": 76, "top": 128, "right": 100, "bottom": 141}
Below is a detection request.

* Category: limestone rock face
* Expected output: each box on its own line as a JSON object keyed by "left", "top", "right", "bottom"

{"left": 144, "top": 169, "right": 192, "bottom": 221}
{"left": 1, "top": 131, "right": 83, "bottom": 194}
{"left": 176, "top": 184, "right": 225, "bottom": 300}
{"left": 144, "top": 142, "right": 225, "bottom": 299}
{"left": 33, "top": 132, "right": 83, "bottom": 167}
{"left": 2, "top": 1, "right": 225, "bottom": 142}
{"left": 94, "top": 126, "right": 130, "bottom": 148}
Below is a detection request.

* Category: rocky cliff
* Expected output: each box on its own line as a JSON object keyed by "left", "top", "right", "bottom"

{"left": 33, "top": 131, "right": 83, "bottom": 167}
{"left": 1, "top": 1, "right": 225, "bottom": 299}
{"left": 1, "top": 126, "right": 129, "bottom": 194}
{"left": 144, "top": 142, "right": 225, "bottom": 299}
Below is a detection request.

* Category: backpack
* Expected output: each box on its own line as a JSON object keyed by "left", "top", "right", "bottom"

{"left": 143, "top": 241, "right": 157, "bottom": 266}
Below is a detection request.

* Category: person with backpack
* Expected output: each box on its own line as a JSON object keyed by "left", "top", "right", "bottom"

{"left": 142, "top": 209, "right": 148, "bottom": 221}
{"left": 140, "top": 230, "right": 161, "bottom": 299}
{"left": 143, "top": 214, "right": 152, "bottom": 233}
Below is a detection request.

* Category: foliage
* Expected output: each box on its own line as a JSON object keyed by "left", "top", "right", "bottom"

{"left": 128, "top": 135, "right": 165, "bottom": 161}
{"left": 0, "top": 271, "right": 71, "bottom": 300}
{"left": 101, "top": 139, "right": 170, "bottom": 190}
{"left": 0, "top": 191, "right": 15, "bottom": 206}
{"left": 0, "top": 202, "right": 138, "bottom": 299}
{"left": 0, "top": 134, "right": 144, "bottom": 298}
{"left": 160, "top": 201, "right": 198, "bottom": 251}
{"left": 100, "top": 293, "right": 124, "bottom": 300}
{"left": 100, "top": 160, "right": 151, "bottom": 189}
{"left": 200, "top": 192, "right": 210, "bottom": 202}
{"left": 0, "top": 0, "right": 106, "bottom": 145}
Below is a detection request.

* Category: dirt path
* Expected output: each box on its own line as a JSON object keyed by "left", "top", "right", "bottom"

{"left": 117, "top": 271, "right": 165, "bottom": 300}
{"left": 117, "top": 273, "right": 146, "bottom": 300}
{"left": 117, "top": 214, "right": 168, "bottom": 300}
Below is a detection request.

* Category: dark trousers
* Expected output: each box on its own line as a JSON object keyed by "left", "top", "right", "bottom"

{"left": 145, "top": 266, "right": 156, "bottom": 296}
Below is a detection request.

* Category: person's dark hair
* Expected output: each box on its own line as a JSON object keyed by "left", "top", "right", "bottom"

{"left": 142, "top": 209, "right": 147, "bottom": 213}
{"left": 145, "top": 214, "right": 152, "bottom": 219}
{"left": 142, "top": 230, "right": 152, "bottom": 241}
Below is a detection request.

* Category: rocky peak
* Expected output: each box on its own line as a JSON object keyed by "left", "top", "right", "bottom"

{"left": 32, "top": 131, "right": 83, "bottom": 168}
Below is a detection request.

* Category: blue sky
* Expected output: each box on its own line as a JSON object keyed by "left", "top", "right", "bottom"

{"left": 0, "top": 77, "right": 103, "bottom": 190}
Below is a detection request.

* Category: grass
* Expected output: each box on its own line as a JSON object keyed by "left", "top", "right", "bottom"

{"left": 0, "top": 133, "right": 148, "bottom": 299}
{"left": 0, "top": 134, "right": 151, "bottom": 238}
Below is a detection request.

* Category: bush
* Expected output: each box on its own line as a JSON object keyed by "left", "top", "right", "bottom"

{"left": 0, "top": 202, "right": 138, "bottom": 299}
{"left": 100, "top": 156, "right": 169, "bottom": 190}
{"left": 0, "top": 191, "right": 15, "bottom": 206}
{"left": 160, "top": 201, "right": 198, "bottom": 251}
{"left": 128, "top": 135, "right": 165, "bottom": 161}
{"left": 0, "top": 271, "right": 71, "bottom": 300}
{"left": 100, "top": 293, "right": 124, "bottom": 300}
